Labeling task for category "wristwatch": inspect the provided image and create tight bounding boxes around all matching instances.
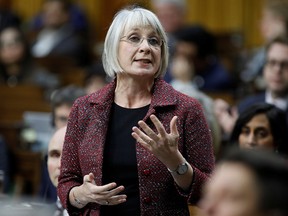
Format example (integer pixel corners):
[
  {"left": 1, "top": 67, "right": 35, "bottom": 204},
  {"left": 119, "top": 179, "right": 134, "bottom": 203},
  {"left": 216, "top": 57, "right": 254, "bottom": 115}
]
[{"left": 168, "top": 161, "right": 188, "bottom": 175}]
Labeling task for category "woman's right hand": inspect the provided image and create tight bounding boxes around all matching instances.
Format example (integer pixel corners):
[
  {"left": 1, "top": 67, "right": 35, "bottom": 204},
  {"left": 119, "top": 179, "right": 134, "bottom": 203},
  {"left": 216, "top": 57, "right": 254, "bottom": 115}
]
[{"left": 70, "top": 173, "right": 127, "bottom": 208}]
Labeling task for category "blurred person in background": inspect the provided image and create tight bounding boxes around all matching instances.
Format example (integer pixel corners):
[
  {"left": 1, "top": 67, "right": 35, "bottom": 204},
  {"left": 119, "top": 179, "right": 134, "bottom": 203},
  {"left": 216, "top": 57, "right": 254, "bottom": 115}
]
[
  {"left": 151, "top": 0, "right": 187, "bottom": 82},
  {"left": 240, "top": 0, "right": 288, "bottom": 93},
  {"left": 198, "top": 148, "right": 288, "bottom": 216},
  {"left": 50, "top": 85, "right": 86, "bottom": 129},
  {"left": 84, "top": 61, "right": 109, "bottom": 95},
  {"left": 215, "top": 36, "right": 288, "bottom": 142},
  {"left": 173, "top": 25, "right": 234, "bottom": 92},
  {"left": 0, "top": 26, "right": 59, "bottom": 89},
  {"left": 31, "top": 0, "right": 90, "bottom": 67},
  {"left": 38, "top": 85, "right": 85, "bottom": 203},
  {"left": 47, "top": 126, "right": 68, "bottom": 216},
  {"left": 170, "top": 43, "right": 221, "bottom": 157},
  {"left": 30, "top": 0, "right": 89, "bottom": 35}
]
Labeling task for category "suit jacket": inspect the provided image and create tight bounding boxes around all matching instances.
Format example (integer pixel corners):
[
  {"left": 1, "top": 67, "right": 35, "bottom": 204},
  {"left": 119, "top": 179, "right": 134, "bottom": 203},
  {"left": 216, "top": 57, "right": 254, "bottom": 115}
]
[
  {"left": 58, "top": 78, "right": 215, "bottom": 216},
  {"left": 237, "top": 91, "right": 288, "bottom": 126},
  {"left": 237, "top": 92, "right": 265, "bottom": 114}
]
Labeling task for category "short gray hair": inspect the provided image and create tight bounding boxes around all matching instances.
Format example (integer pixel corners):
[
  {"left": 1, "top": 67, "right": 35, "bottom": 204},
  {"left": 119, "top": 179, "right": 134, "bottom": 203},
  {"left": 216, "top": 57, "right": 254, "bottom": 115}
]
[{"left": 102, "top": 6, "right": 169, "bottom": 78}]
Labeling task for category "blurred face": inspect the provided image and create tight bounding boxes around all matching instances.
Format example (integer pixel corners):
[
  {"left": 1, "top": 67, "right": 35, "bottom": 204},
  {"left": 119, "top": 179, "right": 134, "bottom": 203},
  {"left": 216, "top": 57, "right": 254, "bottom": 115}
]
[
  {"left": 198, "top": 163, "right": 261, "bottom": 216},
  {"left": 47, "top": 126, "right": 66, "bottom": 187},
  {"left": 42, "top": 1, "right": 69, "bottom": 28},
  {"left": 153, "top": 3, "right": 184, "bottom": 33},
  {"left": 238, "top": 114, "right": 274, "bottom": 150},
  {"left": 173, "top": 41, "right": 198, "bottom": 77},
  {"left": 118, "top": 26, "right": 161, "bottom": 80},
  {"left": 54, "top": 104, "right": 71, "bottom": 130},
  {"left": 264, "top": 43, "right": 288, "bottom": 96},
  {"left": 260, "top": 9, "right": 286, "bottom": 42},
  {"left": 0, "top": 28, "right": 25, "bottom": 64},
  {"left": 85, "top": 76, "right": 106, "bottom": 94}
]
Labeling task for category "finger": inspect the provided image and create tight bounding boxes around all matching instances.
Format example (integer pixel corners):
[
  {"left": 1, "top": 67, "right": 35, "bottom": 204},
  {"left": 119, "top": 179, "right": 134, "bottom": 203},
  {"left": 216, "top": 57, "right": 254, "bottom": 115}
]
[
  {"left": 137, "top": 120, "right": 157, "bottom": 140},
  {"left": 132, "top": 126, "right": 153, "bottom": 144},
  {"left": 131, "top": 130, "right": 151, "bottom": 149},
  {"left": 99, "top": 185, "right": 125, "bottom": 196},
  {"left": 84, "top": 173, "right": 96, "bottom": 184},
  {"left": 97, "top": 182, "right": 118, "bottom": 193},
  {"left": 170, "top": 116, "right": 179, "bottom": 136},
  {"left": 150, "top": 115, "right": 166, "bottom": 137},
  {"left": 107, "top": 195, "right": 127, "bottom": 205}
]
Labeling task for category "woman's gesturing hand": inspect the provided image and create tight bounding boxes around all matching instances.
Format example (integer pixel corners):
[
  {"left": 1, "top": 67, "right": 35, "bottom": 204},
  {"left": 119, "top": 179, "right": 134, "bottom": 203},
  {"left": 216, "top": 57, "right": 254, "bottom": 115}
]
[
  {"left": 132, "top": 115, "right": 180, "bottom": 163},
  {"left": 71, "top": 173, "right": 127, "bottom": 207}
]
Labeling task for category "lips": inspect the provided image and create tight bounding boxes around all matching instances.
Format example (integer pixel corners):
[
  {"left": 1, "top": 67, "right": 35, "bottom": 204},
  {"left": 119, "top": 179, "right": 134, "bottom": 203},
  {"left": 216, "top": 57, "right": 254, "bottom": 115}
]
[{"left": 135, "top": 59, "right": 152, "bottom": 63}]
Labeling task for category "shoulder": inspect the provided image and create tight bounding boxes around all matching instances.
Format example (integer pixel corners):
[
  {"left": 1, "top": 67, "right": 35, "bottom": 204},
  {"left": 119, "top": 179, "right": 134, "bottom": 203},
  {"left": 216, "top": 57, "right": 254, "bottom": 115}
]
[{"left": 154, "top": 79, "right": 202, "bottom": 106}]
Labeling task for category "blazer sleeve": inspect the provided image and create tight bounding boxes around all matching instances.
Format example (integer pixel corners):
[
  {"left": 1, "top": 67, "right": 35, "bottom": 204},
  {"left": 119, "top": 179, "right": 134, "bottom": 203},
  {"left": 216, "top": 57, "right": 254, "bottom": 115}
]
[
  {"left": 57, "top": 99, "right": 86, "bottom": 215},
  {"left": 180, "top": 100, "right": 215, "bottom": 204}
]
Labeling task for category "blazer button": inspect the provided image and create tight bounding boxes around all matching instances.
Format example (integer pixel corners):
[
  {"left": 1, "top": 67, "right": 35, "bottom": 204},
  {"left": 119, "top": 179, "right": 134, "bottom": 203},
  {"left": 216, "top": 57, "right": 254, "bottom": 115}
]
[
  {"left": 143, "top": 169, "right": 151, "bottom": 176},
  {"left": 144, "top": 197, "right": 152, "bottom": 204}
]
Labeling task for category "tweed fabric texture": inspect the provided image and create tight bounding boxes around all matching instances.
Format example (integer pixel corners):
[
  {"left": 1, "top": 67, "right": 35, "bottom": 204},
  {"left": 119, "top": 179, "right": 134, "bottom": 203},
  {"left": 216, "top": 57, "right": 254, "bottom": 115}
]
[{"left": 58, "top": 78, "right": 215, "bottom": 216}]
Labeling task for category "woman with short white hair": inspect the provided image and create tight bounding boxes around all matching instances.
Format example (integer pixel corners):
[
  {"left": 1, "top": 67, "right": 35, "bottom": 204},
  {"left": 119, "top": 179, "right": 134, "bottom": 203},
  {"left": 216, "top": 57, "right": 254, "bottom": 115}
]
[{"left": 58, "top": 6, "right": 214, "bottom": 216}]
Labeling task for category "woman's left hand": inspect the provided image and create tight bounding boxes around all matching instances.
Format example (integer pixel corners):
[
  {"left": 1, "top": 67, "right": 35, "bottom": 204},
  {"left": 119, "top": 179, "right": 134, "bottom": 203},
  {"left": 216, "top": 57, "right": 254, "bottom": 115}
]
[{"left": 132, "top": 115, "right": 180, "bottom": 163}]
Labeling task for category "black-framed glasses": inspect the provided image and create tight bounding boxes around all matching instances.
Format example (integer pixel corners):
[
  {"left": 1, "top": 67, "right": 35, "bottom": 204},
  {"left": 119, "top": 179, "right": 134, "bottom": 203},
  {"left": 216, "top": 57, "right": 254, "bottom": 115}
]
[
  {"left": 120, "top": 35, "right": 162, "bottom": 49},
  {"left": 265, "top": 59, "right": 288, "bottom": 71}
]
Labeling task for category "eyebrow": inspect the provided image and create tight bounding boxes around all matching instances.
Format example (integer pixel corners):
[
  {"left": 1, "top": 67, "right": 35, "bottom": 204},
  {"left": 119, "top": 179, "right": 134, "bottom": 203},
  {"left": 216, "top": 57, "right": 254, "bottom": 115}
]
[
  {"left": 254, "top": 127, "right": 269, "bottom": 132},
  {"left": 48, "top": 149, "right": 61, "bottom": 156},
  {"left": 126, "top": 27, "right": 157, "bottom": 35}
]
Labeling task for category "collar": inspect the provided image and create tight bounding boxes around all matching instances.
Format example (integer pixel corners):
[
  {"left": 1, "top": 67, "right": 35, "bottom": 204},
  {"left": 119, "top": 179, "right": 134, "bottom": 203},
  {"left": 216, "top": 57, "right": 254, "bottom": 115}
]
[
  {"left": 265, "top": 91, "right": 288, "bottom": 111},
  {"left": 88, "top": 78, "right": 178, "bottom": 109}
]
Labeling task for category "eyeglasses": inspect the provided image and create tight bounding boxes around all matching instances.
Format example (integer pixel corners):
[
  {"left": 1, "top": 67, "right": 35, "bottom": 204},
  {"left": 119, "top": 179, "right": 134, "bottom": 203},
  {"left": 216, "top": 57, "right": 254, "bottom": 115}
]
[
  {"left": 120, "top": 35, "right": 162, "bottom": 49},
  {"left": 265, "top": 59, "right": 288, "bottom": 71}
]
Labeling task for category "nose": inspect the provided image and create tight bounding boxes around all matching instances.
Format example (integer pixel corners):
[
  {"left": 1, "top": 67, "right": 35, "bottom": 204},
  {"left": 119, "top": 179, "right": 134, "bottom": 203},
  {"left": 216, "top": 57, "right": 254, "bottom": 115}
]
[
  {"left": 57, "top": 157, "right": 61, "bottom": 169},
  {"left": 246, "top": 133, "right": 257, "bottom": 147},
  {"left": 273, "top": 63, "right": 282, "bottom": 73},
  {"left": 139, "top": 38, "right": 151, "bottom": 52}
]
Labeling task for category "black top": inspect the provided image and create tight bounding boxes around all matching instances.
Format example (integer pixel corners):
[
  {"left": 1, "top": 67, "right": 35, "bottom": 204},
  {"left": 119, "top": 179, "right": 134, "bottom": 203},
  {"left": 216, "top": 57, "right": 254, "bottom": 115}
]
[{"left": 101, "top": 102, "right": 149, "bottom": 216}]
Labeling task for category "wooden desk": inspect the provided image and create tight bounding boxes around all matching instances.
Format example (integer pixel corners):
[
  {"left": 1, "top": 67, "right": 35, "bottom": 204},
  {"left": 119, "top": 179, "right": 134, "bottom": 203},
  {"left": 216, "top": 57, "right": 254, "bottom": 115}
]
[{"left": 0, "top": 85, "right": 51, "bottom": 148}]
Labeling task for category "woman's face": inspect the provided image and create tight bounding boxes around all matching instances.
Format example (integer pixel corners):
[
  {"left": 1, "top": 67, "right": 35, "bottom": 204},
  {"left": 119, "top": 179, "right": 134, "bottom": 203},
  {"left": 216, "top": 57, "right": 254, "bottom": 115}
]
[
  {"left": 198, "top": 163, "right": 261, "bottom": 216},
  {"left": 117, "top": 26, "right": 161, "bottom": 79},
  {"left": 0, "top": 28, "right": 25, "bottom": 64},
  {"left": 238, "top": 114, "right": 274, "bottom": 150}
]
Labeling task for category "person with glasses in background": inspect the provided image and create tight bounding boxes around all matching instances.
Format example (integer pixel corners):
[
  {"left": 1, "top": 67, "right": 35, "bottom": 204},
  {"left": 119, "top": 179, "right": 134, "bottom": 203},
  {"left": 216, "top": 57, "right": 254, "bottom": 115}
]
[
  {"left": 38, "top": 85, "right": 85, "bottom": 203},
  {"left": 214, "top": 36, "right": 288, "bottom": 148},
  {"left": 57, "top": 6, "right": 214, "bottom": 216}
]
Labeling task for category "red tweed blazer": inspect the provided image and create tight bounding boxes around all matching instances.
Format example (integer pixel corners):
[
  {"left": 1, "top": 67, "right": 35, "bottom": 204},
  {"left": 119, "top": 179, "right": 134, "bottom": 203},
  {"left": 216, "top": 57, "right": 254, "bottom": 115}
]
[{"left": 58, "top": 78, "right": 215, "bottom": 216}]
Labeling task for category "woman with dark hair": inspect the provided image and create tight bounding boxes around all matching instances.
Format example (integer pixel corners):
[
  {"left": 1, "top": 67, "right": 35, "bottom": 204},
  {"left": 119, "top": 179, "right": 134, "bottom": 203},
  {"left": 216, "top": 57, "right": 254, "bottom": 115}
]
[
  {"left": 230, "top": 103, "right": 288, "bottom": 156},
  {"left": 0, "top": 26, "right": 59, "bottom": 89}
]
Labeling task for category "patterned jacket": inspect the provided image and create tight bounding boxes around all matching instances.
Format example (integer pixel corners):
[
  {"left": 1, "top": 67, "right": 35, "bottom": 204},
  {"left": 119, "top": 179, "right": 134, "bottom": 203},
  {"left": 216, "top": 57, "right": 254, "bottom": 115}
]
[{"left": 58, "top": 78, "right": 215, "bottom": 216}]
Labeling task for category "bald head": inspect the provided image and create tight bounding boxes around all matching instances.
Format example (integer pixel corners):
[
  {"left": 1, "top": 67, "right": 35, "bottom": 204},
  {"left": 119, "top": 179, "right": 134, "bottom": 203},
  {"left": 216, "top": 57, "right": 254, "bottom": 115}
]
[{"left": 47, "top": 126, "right": 67, "bottom": 187}]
